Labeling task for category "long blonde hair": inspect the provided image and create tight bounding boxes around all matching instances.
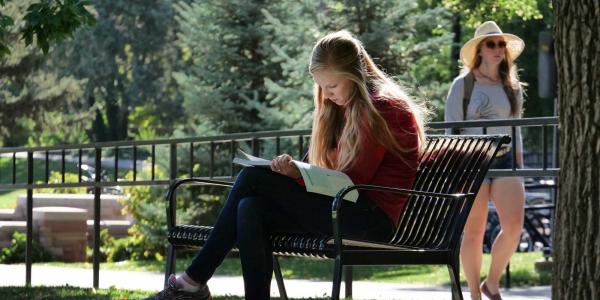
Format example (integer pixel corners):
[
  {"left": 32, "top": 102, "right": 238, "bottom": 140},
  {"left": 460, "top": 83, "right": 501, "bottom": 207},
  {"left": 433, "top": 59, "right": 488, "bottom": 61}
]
[
  {"left": 308, "top": 30, "right": 428, "bottom": 171},
  {"left": 468, "top": 39, "right": 523, "bottom": 116}
]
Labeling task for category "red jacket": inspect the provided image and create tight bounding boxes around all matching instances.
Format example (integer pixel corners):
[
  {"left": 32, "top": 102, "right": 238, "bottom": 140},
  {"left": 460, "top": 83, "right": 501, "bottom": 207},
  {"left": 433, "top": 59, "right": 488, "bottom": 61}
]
[{"left": 343, "top": 97, "right": 419, "bottom": 225}]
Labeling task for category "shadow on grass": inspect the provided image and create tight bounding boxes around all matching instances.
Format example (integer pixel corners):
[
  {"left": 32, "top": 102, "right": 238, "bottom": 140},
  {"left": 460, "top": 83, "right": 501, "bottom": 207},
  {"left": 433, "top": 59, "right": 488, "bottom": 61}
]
[
  {"left": 0, "top": 286, "right": 327, "bottom": 300},
  {"left": 0, "top": 286, "right": 148, "bottom": 300}
]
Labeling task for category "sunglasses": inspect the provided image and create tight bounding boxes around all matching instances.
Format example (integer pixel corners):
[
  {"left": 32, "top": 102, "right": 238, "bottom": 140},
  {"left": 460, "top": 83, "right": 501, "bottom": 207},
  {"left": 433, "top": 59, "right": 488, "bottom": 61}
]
[{"left": 484, "top": 40, "right": 507, "bottom": 49}]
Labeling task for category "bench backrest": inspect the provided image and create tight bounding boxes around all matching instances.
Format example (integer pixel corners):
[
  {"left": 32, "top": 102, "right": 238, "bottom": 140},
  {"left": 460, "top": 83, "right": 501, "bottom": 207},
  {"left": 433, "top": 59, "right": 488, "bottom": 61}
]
[{"left": 390, "top": 135, "right": 510, "bottom": 250}]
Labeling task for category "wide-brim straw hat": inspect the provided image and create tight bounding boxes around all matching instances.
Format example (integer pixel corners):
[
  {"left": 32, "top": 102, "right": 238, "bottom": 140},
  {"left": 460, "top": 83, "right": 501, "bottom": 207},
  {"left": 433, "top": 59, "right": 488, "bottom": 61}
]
[{"left": 460, "top": 21, "right": 525, "bottom": 66}]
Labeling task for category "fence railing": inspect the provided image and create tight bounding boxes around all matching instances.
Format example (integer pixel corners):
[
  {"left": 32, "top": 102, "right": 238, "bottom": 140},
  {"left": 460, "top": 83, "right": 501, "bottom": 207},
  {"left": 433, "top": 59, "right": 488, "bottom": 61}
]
[{"left": 0, "top": 117, "right": 558, "bottom": 288}]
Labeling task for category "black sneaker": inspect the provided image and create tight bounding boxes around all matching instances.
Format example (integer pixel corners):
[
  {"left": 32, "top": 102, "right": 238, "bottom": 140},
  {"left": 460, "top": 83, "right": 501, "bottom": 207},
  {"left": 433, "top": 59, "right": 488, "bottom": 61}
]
[{"left": 144, "top": 274, "right": 212, "bottom": 300}]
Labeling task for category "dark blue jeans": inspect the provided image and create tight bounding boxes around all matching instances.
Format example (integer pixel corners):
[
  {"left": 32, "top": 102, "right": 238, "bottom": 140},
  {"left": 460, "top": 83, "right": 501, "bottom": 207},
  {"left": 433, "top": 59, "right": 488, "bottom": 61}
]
[{"left": 185, "top": 167, "right": 394, "bottom": 300}]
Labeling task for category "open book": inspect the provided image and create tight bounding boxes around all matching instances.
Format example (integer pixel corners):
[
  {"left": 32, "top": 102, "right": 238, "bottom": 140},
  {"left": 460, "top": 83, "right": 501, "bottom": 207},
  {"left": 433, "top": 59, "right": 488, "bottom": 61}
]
[{"left": 233, "top": 150, "right": 359, "bottom": 202}]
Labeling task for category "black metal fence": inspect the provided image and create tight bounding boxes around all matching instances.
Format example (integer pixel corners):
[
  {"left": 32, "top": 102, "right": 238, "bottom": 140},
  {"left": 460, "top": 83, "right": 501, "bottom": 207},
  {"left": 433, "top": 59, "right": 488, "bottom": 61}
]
[{"left": 0, "top": 117, "right": 558, "bottom": 288}]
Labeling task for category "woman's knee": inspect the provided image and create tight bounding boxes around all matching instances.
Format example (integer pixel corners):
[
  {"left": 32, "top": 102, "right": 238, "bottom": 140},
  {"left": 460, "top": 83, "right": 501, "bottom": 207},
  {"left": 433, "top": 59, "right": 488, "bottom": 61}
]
[
  {"left": 463, "top": 228, "right": 486, "bottom": 242},
  {"left": 236, "top": 167, "right": 264, "bottom": 184},
  {"left": 499, "top": 219, "right": 523, "bottom": 237},
  {"left": 497, "top": 209, "right": 524, "bottom": 234},
  {"left": 237, "top": 197, "right": 263, "bottom": 218},
  {"left": 234, "top": 167, "right": 279, "bottom": 191}
]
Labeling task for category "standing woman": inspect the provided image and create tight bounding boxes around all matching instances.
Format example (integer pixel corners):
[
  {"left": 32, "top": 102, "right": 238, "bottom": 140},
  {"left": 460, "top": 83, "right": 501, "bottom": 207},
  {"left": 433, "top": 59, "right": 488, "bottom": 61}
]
[
  {"left": 146, "top": 30, "right": 428, "bottom": 300},
  {"left": 445, "top": 21, "right": 526, "bottom": 300}
]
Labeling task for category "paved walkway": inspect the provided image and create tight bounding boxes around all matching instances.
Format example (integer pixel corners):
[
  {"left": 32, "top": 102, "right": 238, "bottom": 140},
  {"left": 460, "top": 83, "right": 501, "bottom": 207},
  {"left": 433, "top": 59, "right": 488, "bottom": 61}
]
[{"left": 0, "top": 264, "right": 551, "bottom": 299}]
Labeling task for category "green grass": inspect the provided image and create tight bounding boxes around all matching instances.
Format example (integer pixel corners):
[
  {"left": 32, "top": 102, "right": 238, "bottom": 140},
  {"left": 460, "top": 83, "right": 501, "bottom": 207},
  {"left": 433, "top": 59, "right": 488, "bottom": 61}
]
[
  {"left": 0, "top": 189, "right": 24, "bottom": 208},
  {"left": 0, "top": 286, "right": 321, "bottom": 300},
  {"left": 0, "top": 286, "right": 150, "bottom": 300},
  {"left": 0, "top": 157, "right": 81, "bottom": 185},
  {"left": 38, "top": 251, "right": 552, "bottom": 287},
  {"left": 0, "top": 156, "right": 119, "bottom": 186}
]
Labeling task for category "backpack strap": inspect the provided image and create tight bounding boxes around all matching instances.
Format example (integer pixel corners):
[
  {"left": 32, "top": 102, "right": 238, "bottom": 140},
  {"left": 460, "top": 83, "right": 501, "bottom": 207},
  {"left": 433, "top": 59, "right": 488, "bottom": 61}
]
[
  {"left": 451, "top": 72, "right": 476, "bottom": 135},
  {"left": 462, "top": 71, "right": 475, "bottom": 119}
]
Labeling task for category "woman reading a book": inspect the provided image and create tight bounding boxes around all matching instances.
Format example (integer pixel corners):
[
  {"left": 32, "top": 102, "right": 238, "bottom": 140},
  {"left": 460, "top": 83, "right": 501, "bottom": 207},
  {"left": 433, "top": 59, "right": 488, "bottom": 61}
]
[{"left": 146, "top": 30, "right": 429, "bottom": 300}]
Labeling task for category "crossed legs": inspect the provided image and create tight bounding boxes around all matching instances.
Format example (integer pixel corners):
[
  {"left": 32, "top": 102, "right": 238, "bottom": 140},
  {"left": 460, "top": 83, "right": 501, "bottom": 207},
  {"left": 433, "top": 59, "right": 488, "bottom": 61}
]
[{"left": 182, "top": 167, "right": 387, "bottom": 300}]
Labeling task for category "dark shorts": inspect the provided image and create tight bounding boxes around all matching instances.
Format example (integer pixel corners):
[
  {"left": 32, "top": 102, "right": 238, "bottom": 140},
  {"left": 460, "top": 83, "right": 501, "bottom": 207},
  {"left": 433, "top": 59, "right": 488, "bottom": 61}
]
[{"left": 483, "top": 150, "right": 514, "bottom": 184}]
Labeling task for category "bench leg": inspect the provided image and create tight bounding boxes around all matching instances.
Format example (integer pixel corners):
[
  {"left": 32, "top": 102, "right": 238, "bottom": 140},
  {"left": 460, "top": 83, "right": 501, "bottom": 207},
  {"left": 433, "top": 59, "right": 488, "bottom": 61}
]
[
  {"left": 344, "top": 266, "right": 353, "bottom": 298},
  {"left": 164, "top": 244, "right": 176, "bottom": 287},
  {"left": 447, "top": 260, "right": 463, "bottom": 300},
  {"left": 331, "top": 257, "right": 343, "bottom": 300},
  {"left": 272, "top": 257, "right": 288, "bottom": 300}
]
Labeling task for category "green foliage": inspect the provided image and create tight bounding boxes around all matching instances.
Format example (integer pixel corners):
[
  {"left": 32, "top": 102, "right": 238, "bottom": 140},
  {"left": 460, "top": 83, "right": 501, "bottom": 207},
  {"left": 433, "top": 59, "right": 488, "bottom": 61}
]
[
  {"left": 0, "top": 0, "right": 95, "bottom": 58},
  {"left": 173, "top": 0, "right": 286, "bottom": 134},
  {"left": 0, "top": 231, "right": 53, "bottom": 263},
  {"left": 0, "top": 189, "right": 23, "bottom": 209},
  {"left": 0, "top": 1, "right": 87, "bottom": 146},
  {"left": 22, "top": 0, "right": 96, "bottom": 54},
  {"left": 104, "top": 165, "right": 186, "bottom": 261},
  {"left": 93, "top": 156, "right": 230, "bottom": 262},
  {"left": 442, "top": 0, "right": 544, "bottom": 27},
  {"left": 258, "top": 2, "right": 323, "bottom": 129},
  {"left": 25, "top": 110, "right": 90, "bottom": 146},
  {"left": 173, "top": 0, "right": 453, "bottom": 131},
  {"left": 261, "top": 0, "right": 452, "bottom": 122},
  {"left": 94, "top": 229, "right": 141, "bottom": 263},
  {"left": 0, "top": 6, "right": 14, "bottom": 57},
  {"left": 33, "top": 171, "right": 87, "bottom": 194},
  {"left": 52, "top": 0, "right": 182, "bottom": 142},
  {"left": 0, "top": 0, "right": 555, "bottom": 147}
]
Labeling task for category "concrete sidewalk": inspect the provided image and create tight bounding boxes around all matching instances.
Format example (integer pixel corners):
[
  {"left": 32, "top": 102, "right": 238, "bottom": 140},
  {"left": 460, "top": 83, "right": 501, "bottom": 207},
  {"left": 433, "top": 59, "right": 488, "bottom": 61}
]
[{"left": 0, "top": 264, "right": 551, "bottom": 299}]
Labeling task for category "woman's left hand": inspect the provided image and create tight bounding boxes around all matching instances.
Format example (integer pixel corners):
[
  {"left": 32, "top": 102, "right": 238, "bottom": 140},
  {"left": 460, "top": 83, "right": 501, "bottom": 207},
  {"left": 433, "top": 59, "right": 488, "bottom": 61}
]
[{"left": 271, "top": 154, "right": 302, "bottom": 179}]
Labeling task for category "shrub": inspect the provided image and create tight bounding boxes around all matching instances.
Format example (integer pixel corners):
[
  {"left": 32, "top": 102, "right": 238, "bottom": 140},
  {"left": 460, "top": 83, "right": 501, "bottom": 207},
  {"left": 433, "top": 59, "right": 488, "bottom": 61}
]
[
  {"left": 0, "top": 232, "right": 53, "bottom": 263},
  {"left": 98, "top": 158, "right": 229, "bottom": 262},
  {"left": 33, "top": 171, "right": 87, "bottom": 194}
]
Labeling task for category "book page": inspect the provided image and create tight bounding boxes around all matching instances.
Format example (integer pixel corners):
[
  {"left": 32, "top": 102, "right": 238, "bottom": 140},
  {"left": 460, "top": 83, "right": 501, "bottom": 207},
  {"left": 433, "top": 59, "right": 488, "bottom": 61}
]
[
  {"left": 232, "top": 150, "right": 271, "bottom": 168},
  {"left": 232, "top": 150, "right": 359, "bottom": 202},
  {"left": 292, "top": 161, "right": 358, "bottom": 202}
]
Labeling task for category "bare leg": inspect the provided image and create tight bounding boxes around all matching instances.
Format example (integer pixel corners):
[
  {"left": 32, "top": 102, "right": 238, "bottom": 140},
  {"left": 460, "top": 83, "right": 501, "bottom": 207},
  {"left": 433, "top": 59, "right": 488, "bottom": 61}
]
[
  {"left": 461, "top": 183, "right": 490, "bottom": 300},
  {"left": 485, "top": 177, "right": 525, "bottom": 295}
]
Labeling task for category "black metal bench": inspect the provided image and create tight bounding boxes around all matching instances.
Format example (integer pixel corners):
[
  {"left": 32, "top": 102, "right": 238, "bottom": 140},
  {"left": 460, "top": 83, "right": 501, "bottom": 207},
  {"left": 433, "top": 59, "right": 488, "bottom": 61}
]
[{"left": 164, "top": 135, "right": 510, "bottom": 300}]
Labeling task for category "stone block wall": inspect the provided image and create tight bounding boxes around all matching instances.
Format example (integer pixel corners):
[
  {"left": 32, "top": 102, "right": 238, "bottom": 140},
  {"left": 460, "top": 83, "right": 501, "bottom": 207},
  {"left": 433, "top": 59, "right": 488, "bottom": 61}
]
[{"left": 33, "top": 207, "right": 87, "bottom": 262}]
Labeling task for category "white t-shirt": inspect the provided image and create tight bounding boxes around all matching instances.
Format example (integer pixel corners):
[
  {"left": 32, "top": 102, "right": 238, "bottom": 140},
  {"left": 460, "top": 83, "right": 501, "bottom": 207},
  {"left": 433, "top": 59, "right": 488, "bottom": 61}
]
[{"left": 444, "top": 73, "right": 523, "bottom": 153}]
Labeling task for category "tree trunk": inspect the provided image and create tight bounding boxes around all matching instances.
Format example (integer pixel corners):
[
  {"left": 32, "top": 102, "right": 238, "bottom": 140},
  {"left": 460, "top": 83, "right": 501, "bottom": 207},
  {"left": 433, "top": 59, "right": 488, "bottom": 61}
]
[{"left": 553, "top": 1, "right": 600, "bottom": 299}]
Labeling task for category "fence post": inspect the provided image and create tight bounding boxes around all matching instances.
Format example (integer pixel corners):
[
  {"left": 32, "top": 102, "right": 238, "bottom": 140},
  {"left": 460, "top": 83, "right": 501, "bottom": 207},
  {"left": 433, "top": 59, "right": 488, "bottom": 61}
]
[
  {"left": 169, "top": 143, "right": 177, "bottom": 216},
  {"left": 164, "top": 143, "right": 178, "bottom": 287},
  {"left": 93, "top": 148, "right": 102, "bottom": 289},
  {"left": 252, "top": 137, "right": 260, "bottom": 157},
  {"left": 344, "top": 266, "right": 353, "bottom": 298},
  {"left": 298, "top": 135, "right": 303, "bottom": 159},
  {"left": 26, "top": 151, "right": 33, "bottom": 286}
]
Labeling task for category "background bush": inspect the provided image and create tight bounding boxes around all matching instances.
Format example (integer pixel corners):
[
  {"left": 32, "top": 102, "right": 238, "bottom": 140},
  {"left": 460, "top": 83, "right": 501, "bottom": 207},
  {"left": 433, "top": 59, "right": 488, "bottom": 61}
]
[{"left": 0, "top": 231, "right": 53, "bottom": 263}]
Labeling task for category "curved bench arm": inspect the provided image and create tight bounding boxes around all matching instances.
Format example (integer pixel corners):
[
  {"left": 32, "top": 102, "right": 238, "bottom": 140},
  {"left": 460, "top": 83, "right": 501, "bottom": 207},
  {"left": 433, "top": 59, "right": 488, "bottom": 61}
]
[
  {"left": 165, "top": 178, "right": 234, "bottom": 229},
  {"left": 330, "top": 185, "right": 472, "bottom": 255}
]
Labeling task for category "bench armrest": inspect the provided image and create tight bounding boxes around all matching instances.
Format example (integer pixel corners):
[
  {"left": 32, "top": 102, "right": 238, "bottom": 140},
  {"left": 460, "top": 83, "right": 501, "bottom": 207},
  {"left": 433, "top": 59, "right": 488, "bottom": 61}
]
[
  {"left": 330, "top": 184, "right": 472, "bottom": 253},
  {"left": 165, "top": 178, "right": 234, "bottom": 229}
]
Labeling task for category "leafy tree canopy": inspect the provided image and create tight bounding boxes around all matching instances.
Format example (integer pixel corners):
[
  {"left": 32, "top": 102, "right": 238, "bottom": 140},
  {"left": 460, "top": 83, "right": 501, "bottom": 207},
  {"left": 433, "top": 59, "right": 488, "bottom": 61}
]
[
  {"left": 0, "top": 0, "right": 87, "bottom": 146},
  {"left": 442, "top": 0, "right": 545, "bottom": 27},
  {"left": 0, "top": 0, "right": 95, "bottom": 58}
]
